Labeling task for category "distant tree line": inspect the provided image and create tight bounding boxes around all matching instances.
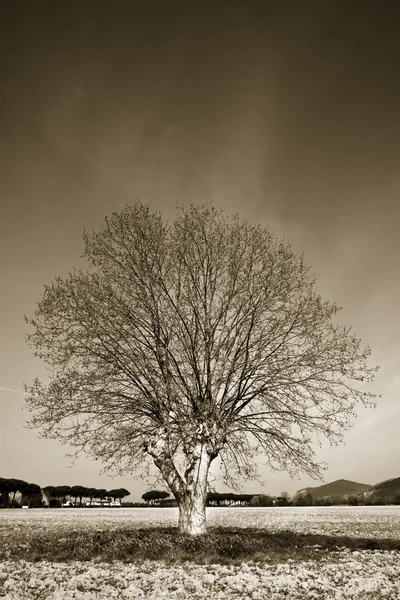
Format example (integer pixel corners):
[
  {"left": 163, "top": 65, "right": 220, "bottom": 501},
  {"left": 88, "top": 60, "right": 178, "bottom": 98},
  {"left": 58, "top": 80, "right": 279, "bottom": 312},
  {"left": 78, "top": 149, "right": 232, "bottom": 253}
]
[
  {"left": 42, "top": 486, "right": 130, "bottom": 507},
  {"left": 0, "top": 477, "right": 130, "bottom": 508},
  {"left": 207, "top": 492, "right": 256, "bottom": 506},
  {"left": 141, "top": 489, "right": 400, "bottom": 507},
  {"left": 0, "top": 478, "right": 41, "bottom": 508},
  {"left": 207, "top": 491, "right": 400, "bottom": 507},
  {"left": 3, "top": 477, "right": 399, "bottom": 509}
]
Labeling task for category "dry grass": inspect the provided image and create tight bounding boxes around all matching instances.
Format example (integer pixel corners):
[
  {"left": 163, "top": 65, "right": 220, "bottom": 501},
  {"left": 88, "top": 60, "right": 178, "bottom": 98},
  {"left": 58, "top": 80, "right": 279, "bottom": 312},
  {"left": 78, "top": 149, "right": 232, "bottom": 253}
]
[
  {"left": 1, "top": 508, "right": 400, "bottom": 598},
  {"left": 2, "top": 525, "right": 400, "bottom": 564},
  {"left": 2, "top": 550, "right": 400, "bottom": 599}
]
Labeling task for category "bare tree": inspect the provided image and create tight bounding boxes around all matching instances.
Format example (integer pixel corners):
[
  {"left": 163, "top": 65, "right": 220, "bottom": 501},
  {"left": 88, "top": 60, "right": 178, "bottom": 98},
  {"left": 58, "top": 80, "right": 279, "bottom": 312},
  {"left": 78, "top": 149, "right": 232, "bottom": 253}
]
[{"left": 25, "top": 202, "right": 378, "bottom": 534}]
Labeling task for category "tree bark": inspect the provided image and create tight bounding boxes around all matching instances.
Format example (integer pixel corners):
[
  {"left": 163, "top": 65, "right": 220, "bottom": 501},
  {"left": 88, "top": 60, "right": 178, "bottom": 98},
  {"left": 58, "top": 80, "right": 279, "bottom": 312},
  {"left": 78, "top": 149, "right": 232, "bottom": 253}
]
[
  {"left": 177, "top": 442, "right": 211, "bottom": 535},
  {"left": 177, "top": 487, "right": 208, "bottom": 535},
  {"left": 147, "top": 426, "right": 216, "bottom": 535}
]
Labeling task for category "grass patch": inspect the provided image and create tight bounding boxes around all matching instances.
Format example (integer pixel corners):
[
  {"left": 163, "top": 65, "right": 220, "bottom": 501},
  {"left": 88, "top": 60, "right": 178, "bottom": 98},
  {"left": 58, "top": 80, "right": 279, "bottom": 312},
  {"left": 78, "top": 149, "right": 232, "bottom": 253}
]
[{"left": 3, "top": 527, "right": 400, "bottom": 564}]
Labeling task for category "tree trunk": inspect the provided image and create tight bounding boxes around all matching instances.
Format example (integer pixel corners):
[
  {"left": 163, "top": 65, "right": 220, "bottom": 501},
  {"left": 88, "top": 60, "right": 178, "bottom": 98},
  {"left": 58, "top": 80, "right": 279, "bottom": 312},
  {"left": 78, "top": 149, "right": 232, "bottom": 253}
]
[
  {"left": 147, "top": 426, "right": 218, "bottom": 535},
  {"left": 177, "top": 442, "right": 211, "bottom": 535},
  {"left": 178, "top": 487, "right": 208, "bottom": 535}
]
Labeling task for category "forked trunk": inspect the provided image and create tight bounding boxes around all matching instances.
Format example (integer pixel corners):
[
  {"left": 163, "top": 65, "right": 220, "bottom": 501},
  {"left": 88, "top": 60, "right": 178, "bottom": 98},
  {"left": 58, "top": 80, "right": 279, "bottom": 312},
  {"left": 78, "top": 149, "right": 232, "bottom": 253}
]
[
  {"left": 147, "top": 425, "right": 218, "bottom": 535},
  {"left": 177, "top": 444, "right": 211, "bottom": 535}
]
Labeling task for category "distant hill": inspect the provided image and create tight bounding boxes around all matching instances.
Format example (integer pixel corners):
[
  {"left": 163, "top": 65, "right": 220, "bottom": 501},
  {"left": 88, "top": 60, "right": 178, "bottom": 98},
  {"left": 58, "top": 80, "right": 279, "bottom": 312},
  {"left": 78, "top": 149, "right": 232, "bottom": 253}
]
[
  {"left": 296, "top": 479, "right": 371, "bottom": 501},
  {"left": 362, "top": 477, "right": 400, "bottom": 503}
]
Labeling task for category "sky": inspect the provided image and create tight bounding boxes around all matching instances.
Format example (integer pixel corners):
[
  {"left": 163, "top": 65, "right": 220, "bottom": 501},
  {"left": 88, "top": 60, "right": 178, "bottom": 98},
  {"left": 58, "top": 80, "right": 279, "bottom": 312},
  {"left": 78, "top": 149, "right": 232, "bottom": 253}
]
[{"left": 0, "top": 1, "right": 399, "bottom": 501}]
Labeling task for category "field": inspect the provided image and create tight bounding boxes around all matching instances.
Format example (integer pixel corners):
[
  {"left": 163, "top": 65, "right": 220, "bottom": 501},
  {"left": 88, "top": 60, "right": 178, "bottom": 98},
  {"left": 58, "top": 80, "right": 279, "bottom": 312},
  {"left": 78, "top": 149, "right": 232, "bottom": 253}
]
[{"left": 1, "top": 506, "right": 400, "bottom": 599}]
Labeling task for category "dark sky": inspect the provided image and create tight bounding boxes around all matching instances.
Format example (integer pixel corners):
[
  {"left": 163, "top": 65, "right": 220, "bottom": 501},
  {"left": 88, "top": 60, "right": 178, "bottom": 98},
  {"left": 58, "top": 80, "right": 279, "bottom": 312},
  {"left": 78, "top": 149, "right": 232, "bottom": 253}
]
[{"left": 1, "top": 1, "right": 399, "bottom": 499}]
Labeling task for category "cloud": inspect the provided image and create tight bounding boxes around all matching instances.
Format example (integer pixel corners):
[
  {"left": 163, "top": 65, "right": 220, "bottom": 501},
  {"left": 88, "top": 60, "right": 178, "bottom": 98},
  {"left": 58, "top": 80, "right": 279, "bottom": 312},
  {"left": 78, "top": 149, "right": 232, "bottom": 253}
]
[{"left": 0, "top": 386, "right": 27, "bottom": 396}]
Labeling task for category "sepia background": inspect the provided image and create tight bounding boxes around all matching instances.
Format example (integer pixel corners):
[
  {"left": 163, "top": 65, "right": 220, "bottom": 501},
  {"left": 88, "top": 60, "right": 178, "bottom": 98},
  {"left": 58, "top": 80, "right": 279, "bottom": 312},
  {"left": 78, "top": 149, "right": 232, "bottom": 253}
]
[{"left": 1, "top": 1, "right": 399, "bottom": 500}]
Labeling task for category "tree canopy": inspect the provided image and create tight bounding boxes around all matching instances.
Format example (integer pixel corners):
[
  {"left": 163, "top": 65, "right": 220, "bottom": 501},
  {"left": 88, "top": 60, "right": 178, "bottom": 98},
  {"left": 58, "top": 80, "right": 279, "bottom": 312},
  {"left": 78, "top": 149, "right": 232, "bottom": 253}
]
[
  {"left": 142, "top": 490, "right": 170, "bottom": 503},
  {"left": 25, "top": 202, "right": 378, "bottom": 533}
]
